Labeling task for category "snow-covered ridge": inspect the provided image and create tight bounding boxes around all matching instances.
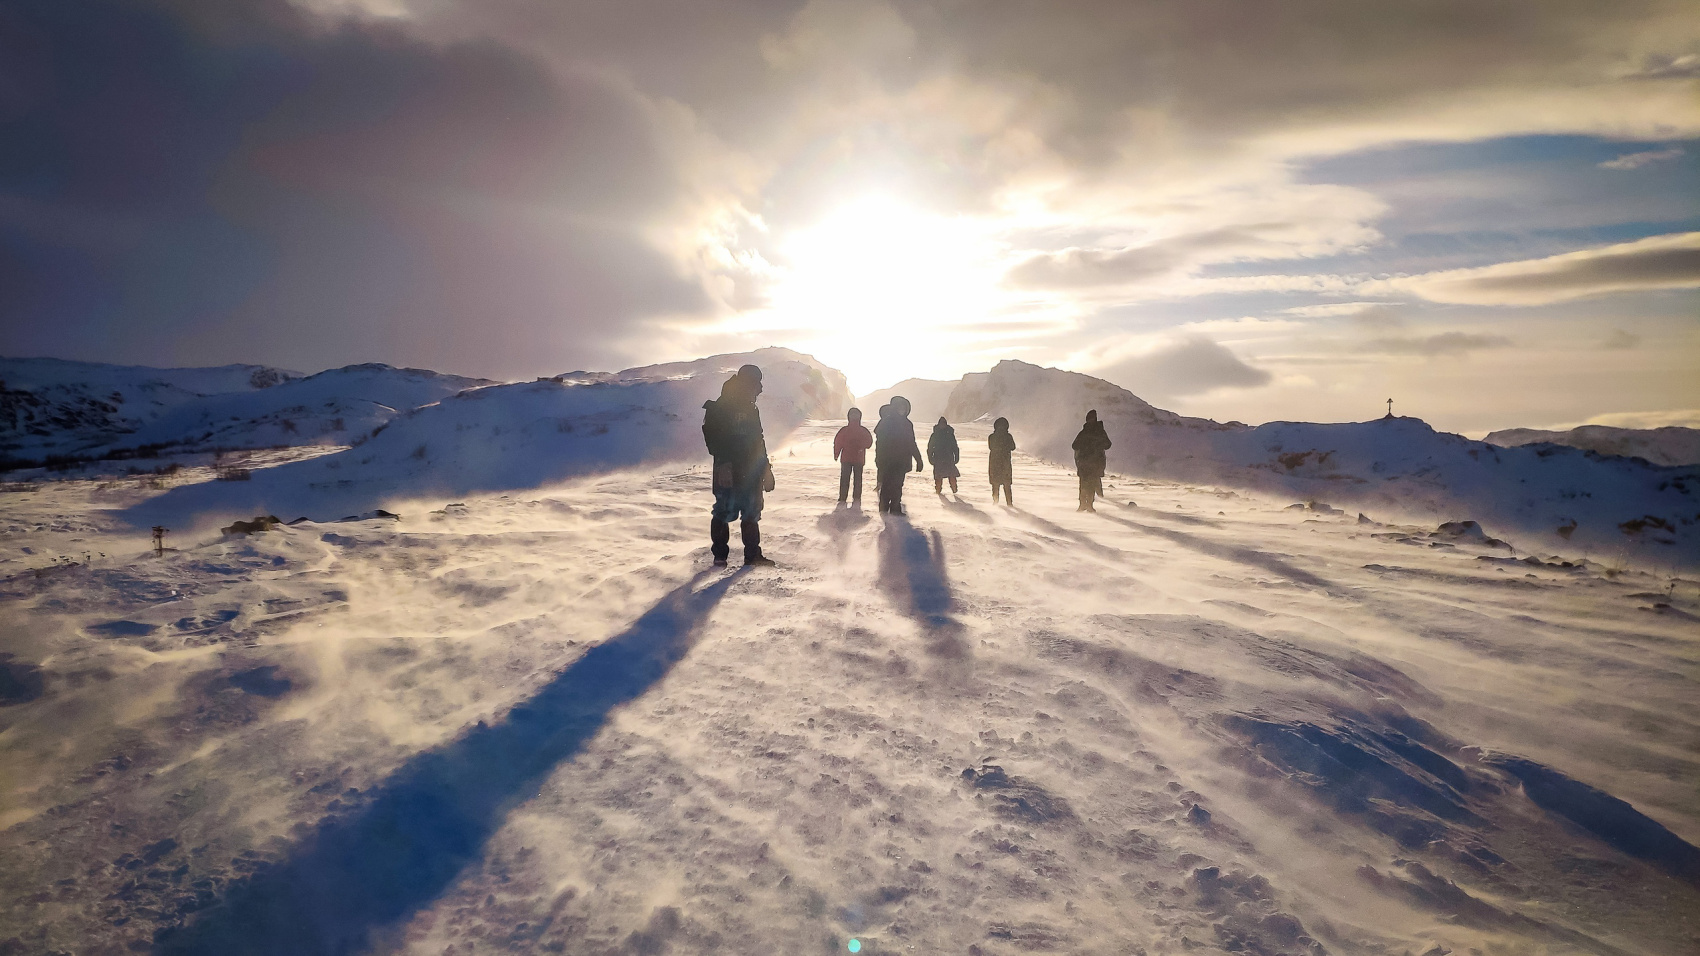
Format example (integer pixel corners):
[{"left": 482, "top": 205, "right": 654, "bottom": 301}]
[
  {"left": 946, "top": 360, "right": 1700, "bottom": 565},
  {"left": 1484, "top": 424, "right": 1700, "bottom": 467},
  {"left": 856, "top": 378, "right": 958, "bottom": 424},
  {"left": 121, "top": 347, "right": 852, "bottom": 527},
  {"left": 99, "top": 364, "right": 497, "bottom": 457},
  {"left": 0, "top": 357, "right": 302, "bottom": 463}
]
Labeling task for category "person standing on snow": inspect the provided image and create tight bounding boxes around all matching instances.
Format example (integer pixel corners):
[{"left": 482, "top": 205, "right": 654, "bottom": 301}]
[
  {"left": 833, "top": 407, "right": 874, "bottom": 505},
  {"left": 1071, "top": 409, "right": 1112, "bottom": 512},
  {"left": 927, "top": 416, "right": 961, "bottom": 494},
  {"left": 874, "top": 395, "right": 924, "bottom": 515},
  {"left": 987, "top": 416, "right": 1016, "bottom": 505},
  {"left": 702, "top": 364, "right": 776, "bottom": 566}
]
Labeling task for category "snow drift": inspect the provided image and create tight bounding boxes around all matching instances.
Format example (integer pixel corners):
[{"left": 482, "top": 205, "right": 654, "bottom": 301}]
[
  {"left": 949, "top": 360, "right": 1700, "bottom": 565},
  {"left": 121, "top": 347, "right": 852, "bottom": 527}
]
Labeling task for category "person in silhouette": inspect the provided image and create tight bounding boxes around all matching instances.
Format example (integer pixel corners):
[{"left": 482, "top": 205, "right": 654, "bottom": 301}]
[
  {"left": 987, "top": 416, "right": 1015, "bottom": 505},
  {"left": 833, "top": 407, "right": 873, "bottom": 505},
  {"left": 874, "top": 395, "right": 924, "bottom": 515},
  {"left": 873, "top": 403, "right": 892, "bottom": 496},
  {"left": 927, "top": 416, "right": 961, "bottom": 494},
  {"left": 1071, "top": 409, "right": 1111, "bottom": 512},
  {"left": 701, "top": 364, "right": 776, "bottom": 566}
]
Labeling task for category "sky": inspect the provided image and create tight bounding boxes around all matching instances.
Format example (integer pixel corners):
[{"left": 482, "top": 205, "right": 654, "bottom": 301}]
[{"left": 0, "top": 0, "right": 1696, "bottom": 435}]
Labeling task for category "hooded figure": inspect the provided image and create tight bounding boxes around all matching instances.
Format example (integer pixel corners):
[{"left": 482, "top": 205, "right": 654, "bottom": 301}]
[
  {"left": 873, "top": 395, "right": 924, "bottom": 515},
  {"left": 701, "top": 364, "right": 775, "bottom": 565},
  {"left": 833, "top": 407, "right": 874, "bottom": 504},
  {"left": 927, "top": 416, "right": 961, "bottom": 494},
  {"left": 1071, "top": 409, "right": 1112, "bottom": 512},
  {"left": 987, "top": 416, "right": 1015, "bottom": 505}
]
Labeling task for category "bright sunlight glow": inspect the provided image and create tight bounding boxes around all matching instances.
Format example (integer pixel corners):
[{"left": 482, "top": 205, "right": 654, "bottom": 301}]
[{"left": 762, "top": 196, "right": 1009, "bottom": 394}]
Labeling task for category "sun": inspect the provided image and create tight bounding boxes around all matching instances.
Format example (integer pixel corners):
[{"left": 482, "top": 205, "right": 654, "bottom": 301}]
[{"left": 763, "top": 195, "right": 1006, "bottom": 393}]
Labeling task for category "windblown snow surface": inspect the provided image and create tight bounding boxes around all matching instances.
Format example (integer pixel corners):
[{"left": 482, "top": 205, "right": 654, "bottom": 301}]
[
  {"left": 2, "top": 412, "right": 1698, "bottom": 954},
  {"left": 1483, "top": 426, "right": 1700, "bottom": 469}
]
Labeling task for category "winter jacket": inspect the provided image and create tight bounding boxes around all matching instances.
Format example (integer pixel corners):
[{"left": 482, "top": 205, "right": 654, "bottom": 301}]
[
  {"left": 987, "top": 429, "right": 1015, "bottom": 484},
  {"left": 1071, "top": 421, "right": 1111, "bottom": 478},
  {"left": 833, "top": 423, "right": 873, "bottom": 465},
  {"left": 926, "top": 423, "right": 961, "bottom": 479},
  {"left": 874, "top": 415, "right": 923, "bottom": 471},
  {"left": 703, "top": 396, "right": 768, "bottom": 489}
]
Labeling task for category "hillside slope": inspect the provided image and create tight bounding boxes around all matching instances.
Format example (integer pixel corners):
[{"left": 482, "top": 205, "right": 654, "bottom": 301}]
[
  {"left": 1485, "top": 424, "right": 1700, "bottom": 467},
  {"left": 948, "top": 360, "right": 1700, "bottom": 566},
  {"left": 0, "top": 357, "right": 300, "bottom": 463},
  {"left": 121, "top": 347, "right": 852, "bottom": 528}
]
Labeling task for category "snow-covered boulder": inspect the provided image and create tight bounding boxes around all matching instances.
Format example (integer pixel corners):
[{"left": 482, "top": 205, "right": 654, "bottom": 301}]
[{"left": 121, "top": 347, "right": 852, "bottom": 527}]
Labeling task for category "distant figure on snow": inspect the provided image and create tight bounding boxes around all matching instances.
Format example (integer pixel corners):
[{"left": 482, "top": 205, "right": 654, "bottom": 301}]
[
  {"left": 1071, "top": 409, "right": 1111, "bottom": 512},
  {"left": 874, "top": 396, "right": 924, "bottom": 515},
  {"left": 833, "top": 407, "right": 874, "bottom": 505},
  {"left": 987, "top": 417, "right": 1015, "bottom": 505},
  {"left": 701, "top": 364, "right": 776, "bottom": 566},
  {"left": 927, "top": 417, "right": 961, "bottom": 494}
]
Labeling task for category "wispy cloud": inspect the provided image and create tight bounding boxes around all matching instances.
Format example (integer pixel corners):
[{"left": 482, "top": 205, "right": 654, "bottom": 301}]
[
  {"left": 1390, "top": 232, "right": 1700, "bottom": 306},
  {"left": 1599, "top": 146, "right": 1685, "bottom": 170},
  {"left": 1091, "top": 334, "right": 1272, "bottom": 398},
  {"left": 1359, "top": 332, "right": 1512, "bottom": 356}
]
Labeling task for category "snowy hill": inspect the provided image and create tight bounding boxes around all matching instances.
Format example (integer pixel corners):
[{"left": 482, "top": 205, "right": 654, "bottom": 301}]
[
  {"left": 948, "top": 360, "right": 1700, "bottom": 565},
  {"left": 121, "top": 347, "right": 852, "bottom": 528},
  {"left": 3, "top": 421, "right": 1697, "bottom": 955},
  {"left": 98, "top": 364, "right": 496, "bottom": 457},
  {"left": 0, "top": 357, "right": 300, "bottom": 464},
  {"left": 857, "top": 378, "right": 959, "bottom": 424},
  {"left": 1485, "top": 424, "right": 1700, "bottom": 467}
]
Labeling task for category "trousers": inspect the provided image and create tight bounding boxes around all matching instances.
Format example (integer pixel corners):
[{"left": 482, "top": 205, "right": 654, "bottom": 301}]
[
  {"left": 877, "top": 465, "right": 908, "bottom": 513},
  {"left": 838, "top": 461, "right": 864, "bottom": 502},
  {"left": 711, "top": 516, "right": 761, "bottom": 561}
]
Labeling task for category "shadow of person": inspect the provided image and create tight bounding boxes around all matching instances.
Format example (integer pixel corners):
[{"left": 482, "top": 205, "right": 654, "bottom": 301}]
[
  {"left": 939, "top": 495, "right": 992, "bottom": 525},
  {"left": 816, "top": 506, "right": 873, "bottom": 558},
  {"left": 876, "top": 515, "right": 969, "bottom": 661},
  {"left": 1093, "top": 510, "right": 1339, "bottom": 593},
  {"left": 155, "top": 569, "right": 746, "bottom": 956}
]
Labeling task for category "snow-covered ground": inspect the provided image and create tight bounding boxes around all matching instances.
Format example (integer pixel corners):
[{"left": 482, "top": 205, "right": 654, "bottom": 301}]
[
  {"left": 117, "top": 347, "right": 852, "bottom": 533},
  {"left": 949, "top": 361, "right": 1700, "bottom": 568},
  {"left": 0, "top": 357, "right": 301, "bottom": 464},
  {"left": 1484, "top": 425, "right": 1700, "bottom": 469},
  {"left": 3, "top": 419, "right": 1696, "bottom": 955}
]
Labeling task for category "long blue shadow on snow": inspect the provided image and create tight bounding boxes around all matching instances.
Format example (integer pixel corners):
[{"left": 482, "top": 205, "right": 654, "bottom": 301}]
[
  {"left": 877, "top": 515, "right": 969, "bottom": 660},
  {"left": 155, "top": 569, "right": 744, "bottom": 956}
]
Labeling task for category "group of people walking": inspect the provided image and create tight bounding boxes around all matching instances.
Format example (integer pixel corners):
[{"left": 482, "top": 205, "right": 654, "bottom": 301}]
[{"left": 704, "top": 364, "right": 1115, "bottom": 566}]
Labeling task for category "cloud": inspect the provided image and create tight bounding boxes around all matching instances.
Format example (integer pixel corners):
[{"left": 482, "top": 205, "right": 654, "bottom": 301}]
[
  {"left": 1092, "top": 335, "right": 1272, "bottom": 398},
  {"left": 1359, "top": 332, "right": 1513, "bottom": 356},
  {"left": 0, "top": 0, "right": 705, "bottom": 377},
  {"left": 1602, "top": 328, "right": 1641, "bottom": 349},
  {"left": 1599, "top": 146, "right": 1686, "bottom": 170},
  {"left": 1391, "top": 232, "right": 1700, "bottom": 305},
  {"left": 1586, "top": 409, "right": 1700, "bottom": 429}
]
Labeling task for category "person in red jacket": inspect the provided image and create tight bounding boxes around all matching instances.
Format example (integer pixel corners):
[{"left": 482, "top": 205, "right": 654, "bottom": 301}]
[{"left": 833, "top": 407, "right": 874, "bottom": 505}]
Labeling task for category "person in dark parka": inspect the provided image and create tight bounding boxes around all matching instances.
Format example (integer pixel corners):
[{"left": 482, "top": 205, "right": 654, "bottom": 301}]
[
  {"left": 1071, "top": 409, "right": 1111, "bottom": 512},
  {"left": 987, "top": 416, "right": 1015, "bottom": 505},
  {"left": 702, "top": 364, "right": 775, "bottom": 566},
  {"left": 927, "top": 416, "right": 961, "bottom": 494},
  {"left": 874, "top": 395, "right": 924, "bottom": 515},
  {"left": 833, "top": 407, "right": 874, "bottom": 505}
]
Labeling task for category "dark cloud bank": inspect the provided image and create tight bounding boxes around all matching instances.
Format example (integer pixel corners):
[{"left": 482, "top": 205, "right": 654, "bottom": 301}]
[{"left": 0, "top": 0, "right": 701, "bottom": 377}]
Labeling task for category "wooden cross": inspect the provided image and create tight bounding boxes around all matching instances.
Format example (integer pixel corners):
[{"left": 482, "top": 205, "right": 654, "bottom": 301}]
[
  {"left": 1385, "top": 398, "right": 1394, "bottom": 418},
  {"left": 151, "top": 526, "right": 167, "bottom": 554}
]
